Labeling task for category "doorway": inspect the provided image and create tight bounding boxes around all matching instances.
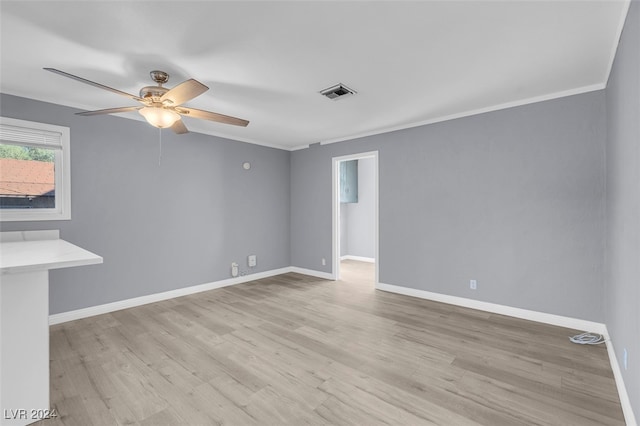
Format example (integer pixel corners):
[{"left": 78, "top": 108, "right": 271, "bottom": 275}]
[{"left": 332, "top": 151, "right": 379, "bottom": 285}]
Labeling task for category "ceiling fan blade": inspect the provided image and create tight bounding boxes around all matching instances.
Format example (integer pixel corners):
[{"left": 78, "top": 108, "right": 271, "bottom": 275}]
[
  {"left": 44, "top": 68, "right": 143, "bottom": 102},
  {"left": 171, "top": 119, "right": 189, "bottom": 134},
  {"left": 76, "top": 106, "right": 142, "bottom": 116},
  {"left": 160, "top": 79, "right": 208, "bottom": 106},
  {"left": 177, "top": 107, "right": 249, "bottom": 127}
]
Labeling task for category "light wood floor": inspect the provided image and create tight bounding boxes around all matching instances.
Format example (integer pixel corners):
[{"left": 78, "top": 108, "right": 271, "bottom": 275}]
[{"left": 39, "top": 260, "right": 624, "bottom": 425}]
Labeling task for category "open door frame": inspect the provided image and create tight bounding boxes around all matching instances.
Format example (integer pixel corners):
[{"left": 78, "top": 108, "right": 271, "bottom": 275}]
[{"left": 331, "top": 151, "right": 379, "bottom": 284}]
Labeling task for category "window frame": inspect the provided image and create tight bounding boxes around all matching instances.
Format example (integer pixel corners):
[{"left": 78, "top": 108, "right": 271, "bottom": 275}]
[{"left": 0, "top": 117, "right": 71, "bottom": 222}]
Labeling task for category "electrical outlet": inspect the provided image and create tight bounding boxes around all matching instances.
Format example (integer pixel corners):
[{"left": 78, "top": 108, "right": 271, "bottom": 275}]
[
  {"left": 623, "top": 348, "right": 628, "bottom": 370},
  {"left": 470, "top": 279, "right": 477, "bottom": 290},
  {"left": 322, "top": 258, "right": 326, "bottom": 266},
  {"left": 231, "top": 262, "right": 239, "bottom": 278},
  {"left": 248, "top": 255, "right": 257, "bottom": 268}
]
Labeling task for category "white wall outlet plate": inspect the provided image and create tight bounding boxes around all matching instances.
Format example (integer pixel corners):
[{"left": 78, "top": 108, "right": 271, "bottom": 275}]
[
  {"left": 470, "top": 279, "right": 477, "bottom": 290},
  {"left": 248, "top": 255, "right": 257, "bottom": 267}
]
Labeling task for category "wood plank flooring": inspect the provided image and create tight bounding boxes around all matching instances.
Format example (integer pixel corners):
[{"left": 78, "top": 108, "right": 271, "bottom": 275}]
[{"left": 38, "top": 260, "right": 624, "bottom": 425}]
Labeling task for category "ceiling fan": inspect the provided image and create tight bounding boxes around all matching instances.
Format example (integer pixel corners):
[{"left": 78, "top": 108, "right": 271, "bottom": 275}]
[{"left": 44, "top": 68, "right": 249, "bottom": 134}]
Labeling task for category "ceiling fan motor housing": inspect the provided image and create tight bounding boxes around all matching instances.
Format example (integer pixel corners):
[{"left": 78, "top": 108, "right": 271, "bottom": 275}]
[
  {"left": 140, "top": 70, "right": 171, "bottom": 102},
  {"left": 140, "top": 85, "right": 169, "bottom": 102}
]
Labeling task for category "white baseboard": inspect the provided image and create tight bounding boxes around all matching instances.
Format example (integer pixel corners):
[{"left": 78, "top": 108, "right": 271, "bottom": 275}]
[
  {"left": 288, "top": 266, "right": 335, "bottom": 280},
  {"left": 49, "top": 266, "right": 336, "bottom": 325},
  {"left": 340, "top": 255, "right": 375, "bottom": 263},
  {"left": 376, "top": 282, "right": 607, "bottom": 334},
  {"left": 49, "top": 267, "right": 292, "bottom": 325},
  {"left": 604, "top": 333, "right": 637, "bottom": 426}
]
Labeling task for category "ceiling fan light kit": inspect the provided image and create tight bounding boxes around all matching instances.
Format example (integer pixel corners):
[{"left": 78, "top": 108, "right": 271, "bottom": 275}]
[
  {"left": 139, "top": 106, "right": 180, "bottom": 129},
  {"left": 43, "top": 68, "right": 249, "bottom": 134}
]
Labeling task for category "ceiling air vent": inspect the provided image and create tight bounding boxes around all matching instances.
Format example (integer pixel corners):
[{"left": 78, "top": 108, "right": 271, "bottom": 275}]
[{"left": 320, "top": 83, "right": 356, "bottom": 100}]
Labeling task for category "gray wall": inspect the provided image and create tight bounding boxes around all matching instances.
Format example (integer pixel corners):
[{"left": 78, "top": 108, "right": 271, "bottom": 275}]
[
  {"left": 345, "top": 157, "right": 376, "bottom": 259},
  {"left": 0, "top": 94, "right": 291, "bottom": 314},
  {"left": 1, "top": 90, "right": 610, "bottom": 323},
  {"left": 605, "top": 0, "right": 639, "bottom": 418},
  {"left": 291, "top": 91, "right": 606, "bottom": 322}
]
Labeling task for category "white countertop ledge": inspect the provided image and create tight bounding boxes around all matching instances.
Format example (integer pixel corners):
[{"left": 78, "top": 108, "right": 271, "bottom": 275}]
[{"left": 0, "top": 238, "right": 103, "bottom": 275}]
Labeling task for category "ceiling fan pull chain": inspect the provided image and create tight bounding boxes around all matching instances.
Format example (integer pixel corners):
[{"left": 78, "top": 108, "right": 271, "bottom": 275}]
[{"left": 158, "top": 128, "right": 162, "bottom": 166}]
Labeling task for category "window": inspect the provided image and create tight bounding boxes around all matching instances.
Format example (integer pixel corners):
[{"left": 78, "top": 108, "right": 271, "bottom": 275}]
[
  {"left": 0, "top": 117, "right": 70, "bottom": 221},
  {"left": 340, "top": 159, "right": 358, "bottom": 203}
]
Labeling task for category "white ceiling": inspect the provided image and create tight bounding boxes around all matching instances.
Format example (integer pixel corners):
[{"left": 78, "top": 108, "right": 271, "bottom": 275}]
[{"left": 0, "top": 1, "right": 630, "bottom": 151}]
